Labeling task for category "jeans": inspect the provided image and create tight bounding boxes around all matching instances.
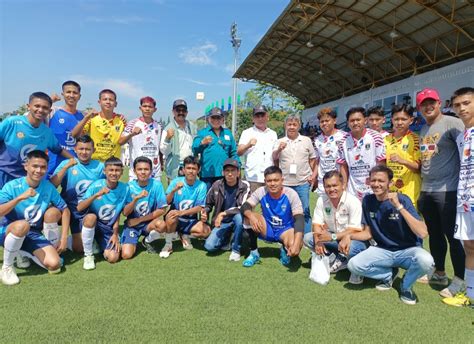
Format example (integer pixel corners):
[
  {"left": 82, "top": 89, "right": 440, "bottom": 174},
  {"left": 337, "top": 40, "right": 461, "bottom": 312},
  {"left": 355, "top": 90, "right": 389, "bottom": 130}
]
[
  {"left": 204, "top": 213, "right": 243, "bottom": 253},
  {"left": 348, "top": 246, "right": 434, "bottom": 291},
  {"left": 289, "top": 183, "right": 311, "bottom": 234},
  {"left": 303, "top": 232, "right": 368, "bottom": 259}
]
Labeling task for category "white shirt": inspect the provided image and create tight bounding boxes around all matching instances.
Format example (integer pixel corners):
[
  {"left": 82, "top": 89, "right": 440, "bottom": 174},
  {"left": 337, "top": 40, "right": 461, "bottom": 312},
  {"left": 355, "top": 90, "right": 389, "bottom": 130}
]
[
  {"left": 312, "top": 191, "right": 363, "bottom": 233},
  {"left": 159, "top": 122, "right": 193, "bottom": 162},
  {"left": 457, "top": 127, "right": 474, "bottom": 213},
  {"left": 239, "top": 126, "right": 277, "bottom": 183}
]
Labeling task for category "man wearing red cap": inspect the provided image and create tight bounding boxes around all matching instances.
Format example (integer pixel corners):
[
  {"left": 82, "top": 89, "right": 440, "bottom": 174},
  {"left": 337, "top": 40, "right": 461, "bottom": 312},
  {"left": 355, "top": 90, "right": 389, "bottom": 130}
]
[
  {"left": 119, "top": 96, "right": 162, "bottom": 181},
  {"left": 416, "top": 87, "right": 466, "bottom": 298}
]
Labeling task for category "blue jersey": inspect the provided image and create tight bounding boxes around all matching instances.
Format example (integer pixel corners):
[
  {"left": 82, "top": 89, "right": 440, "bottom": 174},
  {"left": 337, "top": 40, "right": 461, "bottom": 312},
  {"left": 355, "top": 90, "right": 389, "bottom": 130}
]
[
  {"left": 166, "top": 177, "right": 207, "bottom": 220},
  {"left": 126, "top": 179, "right": 167, "bottom": 230},
  {"left": 82, "top": 179, "right": 129, "bottom": 227},
  {"left": 53, "top": 158, "right": 104, "bottom": 217},
  {"left": 0, "top": 116, "right": 62, "bottom": 180},
  {"left": 48, "top": 108, "right": 84, "bottom": 176},
  {"left": 0, "top": 177, "right": 66, "bottom": 231}
]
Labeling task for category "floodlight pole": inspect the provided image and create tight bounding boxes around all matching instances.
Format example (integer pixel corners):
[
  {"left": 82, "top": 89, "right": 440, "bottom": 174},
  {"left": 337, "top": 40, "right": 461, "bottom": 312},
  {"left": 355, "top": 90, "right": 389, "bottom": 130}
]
[{"left": 230, "top": 22, "right": 241, "bottom": 137}]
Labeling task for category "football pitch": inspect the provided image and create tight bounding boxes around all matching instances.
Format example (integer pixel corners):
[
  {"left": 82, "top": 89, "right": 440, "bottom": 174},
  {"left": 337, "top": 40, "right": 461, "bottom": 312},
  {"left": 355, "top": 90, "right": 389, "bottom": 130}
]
[{"left": 0, "top": 171, "right": 472, "bottom": 343}]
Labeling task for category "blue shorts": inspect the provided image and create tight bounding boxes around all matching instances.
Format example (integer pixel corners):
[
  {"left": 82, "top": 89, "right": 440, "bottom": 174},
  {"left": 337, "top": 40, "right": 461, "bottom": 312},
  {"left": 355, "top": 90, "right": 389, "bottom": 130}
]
[
  {"left": 0, "top": 170, "right": 14, "bottom": 189},
  {"left": 120, "top": 226, "right": 149, "bottom": 246},
  {"left": 176, "top": 219, "right": 198, "bottom": 235},
  {"left": 0, "top": 225, "right": 51, "bottom": 254},
  {"left": 259, "top": 221, "right": 292, "bottom": 243},
  {"left": 95, "top": 222, "right": 115, "bottom": 252},
  {"left": 69, "top": 208, "right": 85, "bottom": 235}
]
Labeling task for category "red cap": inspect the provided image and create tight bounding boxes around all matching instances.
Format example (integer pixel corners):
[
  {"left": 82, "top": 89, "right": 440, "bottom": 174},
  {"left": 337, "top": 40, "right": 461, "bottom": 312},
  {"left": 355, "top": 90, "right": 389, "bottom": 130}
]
[
  {"left": 140, "top": 96, "right": 156, "bottom": 107},
  {"left": 416, "top": 88, "right": 440, "bottom": 106}
]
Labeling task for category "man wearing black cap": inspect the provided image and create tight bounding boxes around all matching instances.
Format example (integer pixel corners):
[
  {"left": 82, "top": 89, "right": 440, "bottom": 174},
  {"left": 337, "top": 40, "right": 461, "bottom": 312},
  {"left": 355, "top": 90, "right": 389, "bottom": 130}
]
[
  {"left": 160, "top": 99, "right": 196, "bottom": 182},
  {"left": 192, "top": 107, "right": 240, "bottom": 190},
  {"left": 238, "top": 105, "right": 277, "bottom": 193},
  {"left": 203, "top": 158, "right": 250, "bottom": 261}
]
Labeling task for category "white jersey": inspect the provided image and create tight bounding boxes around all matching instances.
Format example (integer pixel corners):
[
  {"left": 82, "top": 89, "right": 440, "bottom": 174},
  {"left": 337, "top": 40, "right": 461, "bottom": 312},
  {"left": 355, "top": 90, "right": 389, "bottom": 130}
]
[
  {"left": 313, "top": 129, "right": 347, "bottom": 195},
  {"left": 456, "top": 127, "right": 474, "bottom": 213},
  {"left": 337, "top": 128, "right": 385, "bottom": 200},
  {"left": 122, "top": 117, "right": 162, "bottom": 180}
]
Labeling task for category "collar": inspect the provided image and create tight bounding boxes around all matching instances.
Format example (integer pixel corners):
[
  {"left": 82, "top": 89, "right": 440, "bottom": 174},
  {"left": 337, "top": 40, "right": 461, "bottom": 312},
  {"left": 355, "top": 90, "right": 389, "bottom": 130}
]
[
  {"left": 253, "top": 125, "right": 269, "bottom": 133},
  {"left": 286, "top": 134, "right": 300, "bottom": 142}
]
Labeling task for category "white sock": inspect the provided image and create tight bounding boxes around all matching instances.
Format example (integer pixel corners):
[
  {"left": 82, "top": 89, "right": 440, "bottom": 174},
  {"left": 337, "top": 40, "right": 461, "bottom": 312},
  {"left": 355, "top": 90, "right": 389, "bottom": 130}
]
[
  {"left": 164, "top": 233, "right": 173, "bottom": 245},
  {"left": 81, "top": 226, "right": 95, "bottom": 256},
  {"left": 251, "top": 249, "right": 259, "bottom": 256},
  {"left": 3, "top": 233, "right": 25, "bottom": 268},
  {"left": 145, "top": 230, "right": 161, "bottom": 243},
  {"left": 43, "top": 223, "right": 60, "bottom": 246},
  {"left": 466, "top": 268, "right": 474, "bottom": 300},
  {"left": 18, "top": 250, "right": 47, "bottom": 270}
]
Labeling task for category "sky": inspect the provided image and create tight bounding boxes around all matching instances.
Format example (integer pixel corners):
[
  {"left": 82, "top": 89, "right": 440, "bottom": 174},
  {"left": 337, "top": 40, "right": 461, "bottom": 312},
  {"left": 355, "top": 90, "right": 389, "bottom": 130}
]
[{"left": 0, "top": 0, "right": 289, "bottom": 121}]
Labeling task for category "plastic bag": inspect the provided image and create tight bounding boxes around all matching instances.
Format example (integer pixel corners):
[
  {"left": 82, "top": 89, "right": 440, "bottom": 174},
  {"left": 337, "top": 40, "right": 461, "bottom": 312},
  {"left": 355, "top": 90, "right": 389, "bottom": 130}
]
[{"left": 309, "top": 253, "right": 330, "bottom": 285}]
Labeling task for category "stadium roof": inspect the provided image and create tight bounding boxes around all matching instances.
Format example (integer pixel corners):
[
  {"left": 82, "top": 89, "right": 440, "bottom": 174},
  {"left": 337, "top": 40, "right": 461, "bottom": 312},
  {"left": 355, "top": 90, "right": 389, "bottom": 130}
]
[{"left": 235, "top": 0, "right": 474, "bottom": 108}]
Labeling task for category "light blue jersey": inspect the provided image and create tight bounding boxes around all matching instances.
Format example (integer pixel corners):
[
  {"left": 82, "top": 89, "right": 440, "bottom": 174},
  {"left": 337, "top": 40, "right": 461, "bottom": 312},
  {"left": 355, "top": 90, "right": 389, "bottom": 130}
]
[
  {"left": 126, "top": 179, "right": 167, "bottom": 230},
  {"left": 0, "top": 177, "right": 66, "bottom": 231},
  {"left": 166, "top": 177, "right": 207, "bottom": 220},
  {"left": 82, "top": 179, "right": 129, "bottom": 227},
  {"left": 53, "top": 158, "right": 104, "bottom": 216},
  {"left": 0, "top": 116, "right": 62, "bottom": 183}
]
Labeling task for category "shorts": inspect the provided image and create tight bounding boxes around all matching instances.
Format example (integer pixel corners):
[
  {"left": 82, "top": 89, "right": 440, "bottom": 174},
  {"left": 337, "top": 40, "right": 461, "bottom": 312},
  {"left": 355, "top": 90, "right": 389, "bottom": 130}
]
[
  {"left": 95, "top": 222, "right": 115, "bottom": 252},
  {"left": 259, "top": 220, "right": 292, "bottom": 243},
  {"left": 454, "top": 212, "right": 474, "bottom": 241},
  {"left": 0, "top": 225, "right": 51, "bottom": 254},
  {"left": 121, "top": 226, "right": 149, "bottom": 246},
  {"left": 176, "top": 219, "right": 198, "bottom": 235},
  {"left": 0, "top": 171, "right": 14, "bottom": 189},
  {"left": 69, "top": 208, "right": 86, "bottom": 234}
]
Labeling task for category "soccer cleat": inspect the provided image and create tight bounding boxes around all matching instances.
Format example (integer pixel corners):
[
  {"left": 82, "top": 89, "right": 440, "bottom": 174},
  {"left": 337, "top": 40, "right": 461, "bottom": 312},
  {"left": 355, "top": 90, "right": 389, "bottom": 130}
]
[
  {"left": 83, "top": 255, "right": 96, "bottom": 270},
  {"left": 400, "top": 289, "right": 417, "bottom": 305},
  {"left": 1, "top": 265, "right": 20, "bottom": 286},
  {"left": 439, "top": 276, "right": 466, "bottom": 298},
  {"left": 243, "top": 252, "right": 261, "bottom": 267},
  {"left": 442, "top": 293, "right": 472, "bottom": 307},
  {"left": 279, "top": 246, "right": 291, "bottom": 266},
  {"left": 141, "top": 238, "right": 158, "bottom": 254},
  {"left": 15, "top": 254, "right": 31, "bottom": 269},
  {"left": 349, "top": 273, "right": 364, "bottom": 285},
  {"left": 329, "top": 257, "right": 348, "bottom": 274},
  {"left": 417, "top": 271, "right": 448, "bottom": 286},
  {"left": 228, "top": 251, "right": 241, "bottom": 262},
  {"left": 48, "top": 267, "right": 61, "bottom": 275},
  {"left": 159, "top": 243, "right": 173, "bottom": 259},
  {"left": 375, "top": 279, "right": 393, "bottom": 291},
  {"left": 180, "top": 235, "right": 193, "bottom": 250}
]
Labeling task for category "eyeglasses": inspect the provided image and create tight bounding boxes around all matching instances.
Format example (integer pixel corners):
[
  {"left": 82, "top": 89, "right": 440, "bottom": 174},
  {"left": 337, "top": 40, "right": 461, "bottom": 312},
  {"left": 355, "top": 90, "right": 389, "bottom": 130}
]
[{"left": 253, "top": 113, "right": 266, "bottom": 118}]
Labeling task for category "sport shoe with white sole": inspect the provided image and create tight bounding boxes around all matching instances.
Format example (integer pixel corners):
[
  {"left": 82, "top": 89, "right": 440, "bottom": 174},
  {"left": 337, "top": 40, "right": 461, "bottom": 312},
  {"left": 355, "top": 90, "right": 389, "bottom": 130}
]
[
  {"left": 400, "top": 289, "right": 417, "bottom": 305},
  {"left": 417, "top": 271, "right": 448, "bottom": 286},
  {"left": 180, "top": 235, "right": 193, "bottom": 250},
  {"left": 15, "top": 254, "right": 30, "bottom": 269},
  {"left": 349, "top": 273, "right": 364, "bottom": 285},
  {"left": 439, "top": 276, "right": 466, "bottom": 298},
  {"left": 329, "top": 257, "right": 348, "bottom": 274},
  {"left": 83, "top": 255, "right": 95, "bottom": 270},
  {"left": 159, "top": 243, "right": 173, "bottom": 259},
  {"left": 1, "top": 265, "right": 20, "bottom": 285},
  {"left": 228, "top": 251, "right": 241, "bottom": 262}
]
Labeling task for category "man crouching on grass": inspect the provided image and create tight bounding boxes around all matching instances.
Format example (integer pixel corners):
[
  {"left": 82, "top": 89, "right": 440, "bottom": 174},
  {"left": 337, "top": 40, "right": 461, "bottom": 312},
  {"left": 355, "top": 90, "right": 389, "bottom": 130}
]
[
  {"left": 0, "top": 150, "right": 70, "bottom": 285},
  {"left": 240, "top": 166, "right": 304, "bottom": 268}
]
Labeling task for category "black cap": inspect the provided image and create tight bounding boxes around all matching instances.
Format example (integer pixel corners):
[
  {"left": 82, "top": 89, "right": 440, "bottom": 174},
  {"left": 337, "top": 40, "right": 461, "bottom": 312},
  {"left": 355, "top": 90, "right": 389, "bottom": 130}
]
[
  {"left": 253, "top": 105, "right": 267, "bottom": 115},
  {"left": 223, "top": 158, "right": 239, "bottom": 169},
  {"left": 209, "top": 107, "right": 224, "bottom": 117},
  {"left": 173, "top": 99, "right": 187, "bottom": 109}
]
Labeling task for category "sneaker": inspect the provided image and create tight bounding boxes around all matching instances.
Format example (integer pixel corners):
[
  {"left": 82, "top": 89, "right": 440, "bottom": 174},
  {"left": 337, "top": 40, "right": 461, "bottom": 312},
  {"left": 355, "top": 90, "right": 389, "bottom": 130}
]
[
  {"left": 228, "top": 251, "right": 241, "bottom": 262},
  {"left": 329, "top": 257, "right": 348, "bottom": 273},
  {"left": 349, "top": 273, "right": 364, "bottom": 285},
  {"left": 141, "top": 238, "right": 158, "bottom": 254},
  {"left": 243, "top": 252, "right": 261, "bottom": 267},
  {"left": 442, "top": 293, "right": 473, "bottom": 307},
  {"left": 159, "top": 243, "right": 173, "bottom": 259},
  {"left": 15, "top": 254, "right": 30, "bottom": 269},
  {"left": 375, "top": 279, "right": 393, "bottom": 291},
  {"left": 439, "top": 276, "right": 466, "bottom": 298},
  {"left": 417, "top": 271, "right": 448, "bottom": 286},
  {"left": 279, "top": 246, "right": 291, "bottom": 266},
  {"left": 48, "top": 267, "right": 61, "bottom": 275},
  {"left": 221, "top": 241, "right": 232, "bottom": 252},
  {"left": 83, "top": 255, "right": 95, "bottom": 270},
  {"left": 1, "top": 265, "right": 20, "bottom": 286},
  {"left": 400, "top": 289, "right": 417, "bottom": 305},
  {"left": 180, "top": 235, "right": 193, "bottom": 250}
]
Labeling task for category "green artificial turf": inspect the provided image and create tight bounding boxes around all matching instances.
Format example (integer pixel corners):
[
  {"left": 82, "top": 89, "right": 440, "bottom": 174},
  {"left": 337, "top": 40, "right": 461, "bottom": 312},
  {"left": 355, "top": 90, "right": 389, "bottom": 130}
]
[{"left": 0, "top": 169, "right": 472, "bottom": 343}]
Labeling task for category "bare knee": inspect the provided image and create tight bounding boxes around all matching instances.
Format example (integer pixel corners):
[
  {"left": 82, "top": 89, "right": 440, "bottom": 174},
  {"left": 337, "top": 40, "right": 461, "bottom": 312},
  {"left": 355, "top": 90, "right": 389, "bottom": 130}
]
[
  {"left": 121, "top": 246, "right": 135, "bottom": 260},
  {"left": 83, "top": 214, "right": 97, "bottom": 228},
  {"left": 43, "top": 255, "right": 61, "bottom": 271},
  {"left": 464, "top": 240, "right": 474, "bottom": 256},
  {"left": 44, "top": 207, "right": 61, "bottom": 223},
  {"left": 8, "top": 220, "right": 30, "bottom": 237},
  {"left": 105, "top": 250, "right": 120, "bottom": 264}
]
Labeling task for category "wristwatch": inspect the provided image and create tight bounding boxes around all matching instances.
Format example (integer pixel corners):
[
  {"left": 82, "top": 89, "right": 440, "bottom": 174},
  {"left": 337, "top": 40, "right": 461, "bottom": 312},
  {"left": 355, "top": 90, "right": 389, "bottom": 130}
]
[
  {"left": 331, "top": 233, "right": 337, "bottom": 241},
  {"left": 396, "top": 205, "right": 404, "bottom": 211}
]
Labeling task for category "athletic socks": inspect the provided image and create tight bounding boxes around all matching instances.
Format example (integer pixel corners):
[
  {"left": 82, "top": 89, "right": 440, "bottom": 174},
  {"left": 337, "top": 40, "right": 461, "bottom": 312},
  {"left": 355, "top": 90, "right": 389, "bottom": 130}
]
[
  {"left": 3, "top": 233, "right": 25, "bottom": 268},
  {"left": 145, "top": 230, "right": 161, "bottom": 244},
  {"left": 81, "top": 226, "right": 95, "bottom": 256},
  {"left": 465, "top": 268, "right": 474, "bottom": 300},
  {"left": 43, "top": 223, "right": 60, "bottom": 246},
  {"left": 164, "top": 233, "right": 173, "bottom": 245}
]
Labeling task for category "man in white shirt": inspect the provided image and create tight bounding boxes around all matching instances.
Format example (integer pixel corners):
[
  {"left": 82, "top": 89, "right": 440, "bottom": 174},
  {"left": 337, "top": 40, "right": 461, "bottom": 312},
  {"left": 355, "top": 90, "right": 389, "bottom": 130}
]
[{"left": 237, "top": 105, "right": 277, "bottom": 193}]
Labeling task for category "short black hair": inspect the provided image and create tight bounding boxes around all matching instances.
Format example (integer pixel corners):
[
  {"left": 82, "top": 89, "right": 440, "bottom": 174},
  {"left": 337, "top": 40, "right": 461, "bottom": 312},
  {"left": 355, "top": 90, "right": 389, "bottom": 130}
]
[
  {"left": 391, "top": 104, "right": 415, "bottom": 117},
  {"left": 26, "top": 149, "right": 49, "bottom": 163},
  {"left": 322, "top": 170, "right": 343, "bottom": 184},
  {"left": 317, "top": 107, "right": 337, "bottom": 119},
  {"left": 183, "top": 155, "right": 200, "bottom": 168},
  {"left": 99, "top": 89, "right": 117, "bottom": 100},
  {"left": 76, "top": 134, "right": 94, "bottom": 145},
  {"left": 264, "top": 166, "right": 282, "bottom": 177},
  {"left": 346, "top": 107, "right": 366, "bottom": 121},
  {"left": 451, "top": 87, "right": 474, "bottom": 103},
  {"left": 133, "top": 156, "right": 152, "bottom": 170},
  {"left": 367, "top": 106, "right": 385, "bottom": 118},
  {"left": 369, "top": 165, "right": 393, "bottom": 181},
  {"left": 62, "top": 80, "right": 81, "bottom": 92},
  {"left": 104, "top": 157, "right": 123, "bottom": 168},
  {"left": 29, "top": 92, "right": 52, "bottom": 107}
]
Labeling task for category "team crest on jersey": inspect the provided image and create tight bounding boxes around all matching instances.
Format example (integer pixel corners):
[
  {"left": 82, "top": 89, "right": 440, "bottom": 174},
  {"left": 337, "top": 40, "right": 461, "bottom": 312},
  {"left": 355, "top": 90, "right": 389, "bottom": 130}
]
[
  {"left": 72, "top": 169, "right": 78, "bottom": 175},
  {"left": 389, "top": 213, "right": 400, "bottom": 220},
  {"left": 115, "top": 125, "right": 121, "bottom": 132},
  {"left": 402, "top": 144, "right": 409, "bottom": 151},
  {"left": 370, "top": 212, "right": 375, "bottom": 219},
  {"left": 98, "top": 205, "right": 116, "bottom": 221},
  {"left": 59, "top": 118, "right": 65, "bottom": 124},
  {"left": 179, "top": 200, "right": 194, "bottom": 210},
  {"left": 270, "top": 216, "right": 283, "bottom": 226},
  {"left": 281, "top": 204, "right": 287, "bottom": 212},
  {"left": 365, "top": 143, "right": 371, "bottom": 150},
  {"left": 20, "top": 144, "right": 37, "bottom": 161},
  {"left": 325, "top": 207, "right": 331, "bottom": 215},
  {"left": 24, "top": 205, "right": 42, "bottom": 225},
  {"left": 135, "top": 201, "right": 149, "bottom": 216},
  {"left": 265, "top": 203, "right": 270, "bottom": 208},
  {"left": 17, "top": 132, "right": 25, "bottom": 139},
  {"left": 75, "top": 180, "right": 92, "bottom": 197}
]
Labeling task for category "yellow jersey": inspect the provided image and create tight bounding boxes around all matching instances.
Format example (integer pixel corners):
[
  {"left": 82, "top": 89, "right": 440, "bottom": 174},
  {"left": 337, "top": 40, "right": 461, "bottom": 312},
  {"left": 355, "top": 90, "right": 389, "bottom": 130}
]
[
  {"left": 384, "top": 131, "right": 421, "bottom": 207},
  {"left": 84, "top": 114, "right": 125, "bottom": 162}
]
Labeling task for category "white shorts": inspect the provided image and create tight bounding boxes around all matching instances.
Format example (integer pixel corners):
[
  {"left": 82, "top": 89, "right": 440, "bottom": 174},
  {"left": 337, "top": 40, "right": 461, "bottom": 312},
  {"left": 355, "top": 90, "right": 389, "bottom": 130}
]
[{"left": 454, "top": 212, "right": 474, "bottom": 241}]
